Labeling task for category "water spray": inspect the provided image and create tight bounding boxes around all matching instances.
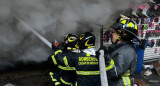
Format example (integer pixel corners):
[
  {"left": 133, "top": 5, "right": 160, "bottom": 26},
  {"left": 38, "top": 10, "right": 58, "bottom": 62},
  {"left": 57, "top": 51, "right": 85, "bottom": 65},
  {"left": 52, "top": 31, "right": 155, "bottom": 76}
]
[{"left": 15, "top": 16, "right": 52, "bottom": 48}]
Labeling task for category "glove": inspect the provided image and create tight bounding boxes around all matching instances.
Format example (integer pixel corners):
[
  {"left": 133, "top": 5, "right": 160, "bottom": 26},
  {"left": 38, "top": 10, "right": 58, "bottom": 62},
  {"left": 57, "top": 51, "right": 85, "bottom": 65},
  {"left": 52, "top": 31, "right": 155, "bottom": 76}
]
[
  {"left": 52, "top": 41, "right": 59, "bottom": 51},
  {"left": 139, "top": 39, "right": 147, "bottom": 49},
  {"left": 96, "top": 46, "right": 111, "bottom": 65},
  {"left": 96, "top": 46, "right": 108, "bottom": 58}
]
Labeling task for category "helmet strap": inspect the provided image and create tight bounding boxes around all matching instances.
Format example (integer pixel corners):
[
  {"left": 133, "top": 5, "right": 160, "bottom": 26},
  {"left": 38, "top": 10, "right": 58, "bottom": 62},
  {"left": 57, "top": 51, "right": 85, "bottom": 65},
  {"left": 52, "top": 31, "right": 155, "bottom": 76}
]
[{"left": 114, "top": 36, "right": 120, "bottom": 44}]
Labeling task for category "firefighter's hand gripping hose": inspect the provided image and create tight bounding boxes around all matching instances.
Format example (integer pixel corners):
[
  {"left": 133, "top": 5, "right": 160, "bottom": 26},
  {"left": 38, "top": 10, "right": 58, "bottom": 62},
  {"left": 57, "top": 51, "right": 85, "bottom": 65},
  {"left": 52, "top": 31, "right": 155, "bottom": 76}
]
[{"left": 99, "top": 50, "right": 108, "bottom": 86}]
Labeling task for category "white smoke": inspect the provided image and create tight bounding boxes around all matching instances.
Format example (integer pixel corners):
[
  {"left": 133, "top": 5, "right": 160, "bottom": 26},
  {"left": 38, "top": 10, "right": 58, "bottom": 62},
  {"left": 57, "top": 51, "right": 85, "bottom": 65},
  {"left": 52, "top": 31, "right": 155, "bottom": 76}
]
[{"left": 0, "top": 0, "right": 136, "bottom": 69}]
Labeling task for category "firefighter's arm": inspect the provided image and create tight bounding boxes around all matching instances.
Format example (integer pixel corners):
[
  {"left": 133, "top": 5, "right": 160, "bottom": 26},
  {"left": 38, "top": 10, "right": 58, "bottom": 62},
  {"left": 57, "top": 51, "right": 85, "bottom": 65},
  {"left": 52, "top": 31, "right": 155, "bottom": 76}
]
[
  {"left": 53, "top": 49, "right": 76, "bottom": 70},
  {"left": 105, "top": 54, "right": 128, "bottom": 79},
  {"left": 48, "top": 54, "right": 58, "bottom": 66}
]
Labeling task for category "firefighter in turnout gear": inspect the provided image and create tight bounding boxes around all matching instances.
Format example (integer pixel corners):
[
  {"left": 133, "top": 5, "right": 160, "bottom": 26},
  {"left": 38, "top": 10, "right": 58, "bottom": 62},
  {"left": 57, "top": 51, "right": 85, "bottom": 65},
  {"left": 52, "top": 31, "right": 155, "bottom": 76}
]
[
  {"left": 98, "top": 19, "right": 138, "bottom": 86},
  {"left": 48, "top": 34, "right": 79, "bottom": 86},
  {"left": 52, "top": 32, "right": 101, "bottom": 86}
]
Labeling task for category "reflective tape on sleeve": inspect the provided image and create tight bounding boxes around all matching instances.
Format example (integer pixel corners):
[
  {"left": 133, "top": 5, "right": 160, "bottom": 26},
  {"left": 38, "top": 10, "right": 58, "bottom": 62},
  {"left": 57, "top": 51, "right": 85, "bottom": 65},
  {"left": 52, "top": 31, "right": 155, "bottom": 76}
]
[
  {"left": 63, "top": 56, "right": 69, "bottom": 67},
  {"left": 51, "top": 55, "right": 57, "bottom": 65},
  {"left": 49, "top": 72, "right": 57, "bottom": 82},
  {"left": 58, "top": 65, "right": 76, "bottom": 70},
  {"left": 123, "top": 70, "right": 130, "bottom": 77},
  {"left": 55, "top": 82, "right": 61, "bottom": 86},
  {"left": 60, "top": 77, "right": 73, "bottom": 85},
  {"left": 105, "top": 59, "right": 115, "bottom": 71},
  {"left": 55, "top": 50, "right": 62, "bottom": 55},
  {"left": 76, "top": 71, "right": 100, "bottom": 75}
]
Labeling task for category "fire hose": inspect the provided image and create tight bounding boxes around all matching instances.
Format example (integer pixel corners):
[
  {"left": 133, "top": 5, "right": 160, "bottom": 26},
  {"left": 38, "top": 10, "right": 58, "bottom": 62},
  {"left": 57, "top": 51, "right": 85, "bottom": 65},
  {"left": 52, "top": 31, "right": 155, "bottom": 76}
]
[
  {"left": 99, "top": 50, "right": 108, "bottom": 86},
  {"left": 16, "top": 16, "right": 108, "bottom": 85}
]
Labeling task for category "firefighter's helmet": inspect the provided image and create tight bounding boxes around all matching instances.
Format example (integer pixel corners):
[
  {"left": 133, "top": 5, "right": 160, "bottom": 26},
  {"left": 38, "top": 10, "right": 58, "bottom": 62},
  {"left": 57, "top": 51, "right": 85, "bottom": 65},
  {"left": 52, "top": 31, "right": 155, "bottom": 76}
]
[
  {"left": 111, "top": 19, "right": 138, "bottom": 41},
  {"left": 78, "top": 32, "right": 95, "bottom": 50},
  {"left": 64, "top": 34, "right": 78, "bottom": 49}
]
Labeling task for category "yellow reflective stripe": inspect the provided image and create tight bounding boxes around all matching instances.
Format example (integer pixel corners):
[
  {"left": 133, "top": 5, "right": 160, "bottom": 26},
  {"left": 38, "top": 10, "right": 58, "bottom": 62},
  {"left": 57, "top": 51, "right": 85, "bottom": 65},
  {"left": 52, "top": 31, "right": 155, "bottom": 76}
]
[
  {"left": 122, "top": 77, "right": 127, "bottom": 86},
  {"left": 75, "top": 82, "right": 78, "bottom": 86},
  {"left": 86, "top": 53, "right": 90, "bottom": 56},
  {"left": 85, "top": 40, "right": 90, "bottom": 47},
  {"left": 122, "top": 77, "right": 131, "bottom": 86},
  {"left": 121, "top": 20, "right": 127, "bottom": 24},
  {"left": 127, "top": 77, "right": 131, "bottom": 86},
  {"left": 80, "top": 34, "right": 85, "bottom": 40},
  {"left": 63, "top": 56, "right": 69, "bottom": 67},
  {"left": 123, "top": 73, "right": 130, "bottom": 76},
  {"left": 58, "top": 65, "right": 76, "bottom": 70},
  {"left": 60, "top": 77, "right": 72, "bottom": 85},
  {"left": 51, "top": 55, "right": 57, "bottom": 65},
  {"left": 55, "top": 50, "right": 62, "bottom": 55},
  {"left": 123, "top": 70, "right": 130, "bottom": 76},
  {"left": 88, "top": 46, "right": 95, "bottom": 48},
  {"left": 106, "top": 59, "right": 114, "bottom": 71},
  {"left": 76, "top": 71, "right": 100, "bottom": 75},
  {"left": 128, "top": 22, "right": 133, "bottom": 28},
  {"left": 49, "top": 72, "right": 57, "bottom": 82},
  {"left": 135, "top": 24, "right": 138, "bottom": 30},
  {"left": 55, "top": 82, "right": 61, "bottom": 85}
]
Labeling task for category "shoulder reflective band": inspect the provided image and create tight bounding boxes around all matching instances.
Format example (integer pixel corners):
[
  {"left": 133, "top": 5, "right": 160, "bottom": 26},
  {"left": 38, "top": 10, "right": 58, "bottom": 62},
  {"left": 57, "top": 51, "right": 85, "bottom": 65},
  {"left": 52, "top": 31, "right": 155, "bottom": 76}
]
[
  {"left": 55, "top": 82, "right": 61, "bottom": 86},
  {"left": 63, "top": 56, "right": 69, "bottom": 67},
  {"left": 76, "top": 71, "right": 100, "bottom": 75},
  {"left": 51, "top": 55, "right": 57, "bottom": 65},
  {"left": 49, "top": 72, "right": 57, "bottom": 82},
  {"left": 123, "top": 70, "right": 130, "bottom": 76},
  {"left": 106, "top": 59, "right": 114, "bottom": 71},
  {"left": 55, "top": 50, "right": 62, "bottom": 55},
  {"left": 122, "top": 76, "right": 131, "bottom": 86},
  {"left": 60, "top": 77, "right": 73, "bottom": 86},
  {"left": 58, "top": 65, "right": 76, "bottom": 70}
]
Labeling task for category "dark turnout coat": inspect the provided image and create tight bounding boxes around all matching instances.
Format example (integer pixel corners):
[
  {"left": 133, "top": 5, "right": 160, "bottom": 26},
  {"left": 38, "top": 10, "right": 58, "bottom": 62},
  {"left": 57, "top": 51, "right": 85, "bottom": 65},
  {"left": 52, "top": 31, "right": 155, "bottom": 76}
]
[{"left": 105, "top": 42, "right": 137, "bottom": 86}]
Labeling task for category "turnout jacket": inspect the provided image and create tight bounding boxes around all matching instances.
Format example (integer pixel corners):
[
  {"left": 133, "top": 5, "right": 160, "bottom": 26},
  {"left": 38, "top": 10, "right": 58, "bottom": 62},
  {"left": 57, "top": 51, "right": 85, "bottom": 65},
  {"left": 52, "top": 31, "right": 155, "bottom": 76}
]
[
  {"left": 54, "top": 48, "right": 101, "bottom": 86},
  {"left": 49, "top": 49, "right": 77, "bottom": 86},
  {"left": 106, "top": 42, "right": 137, "bottom": 86}
]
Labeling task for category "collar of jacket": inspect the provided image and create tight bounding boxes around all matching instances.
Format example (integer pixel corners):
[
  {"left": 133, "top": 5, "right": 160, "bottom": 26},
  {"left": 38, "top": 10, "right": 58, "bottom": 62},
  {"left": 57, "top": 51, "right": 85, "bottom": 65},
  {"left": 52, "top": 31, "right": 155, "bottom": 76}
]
[
  {"left": 72, "top": 49, "right": 80, "bottom": 53},
  {"left": 82, "top": 48, "right": 96, "bottom": 56},
  {"left": 108, "top": 42, "right": 130, "bottom": 54}
]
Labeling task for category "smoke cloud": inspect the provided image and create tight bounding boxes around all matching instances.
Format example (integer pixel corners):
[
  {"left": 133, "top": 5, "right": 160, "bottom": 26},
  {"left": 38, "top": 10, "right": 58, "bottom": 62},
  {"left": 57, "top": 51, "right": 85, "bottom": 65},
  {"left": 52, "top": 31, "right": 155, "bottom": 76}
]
[{"left": 0, "top": 0, "right": 135, "bottom": 69}]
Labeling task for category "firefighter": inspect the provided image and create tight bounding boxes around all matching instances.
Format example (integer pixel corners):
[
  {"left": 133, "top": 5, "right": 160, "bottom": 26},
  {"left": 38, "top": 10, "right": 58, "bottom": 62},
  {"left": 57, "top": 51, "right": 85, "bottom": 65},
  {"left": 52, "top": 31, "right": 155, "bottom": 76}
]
[
  {"left": 52, "top": 32, "right": 101, "bottom": 86},
  {"left": 48, "top": 34, "right": 79, "bottom": 86},
  {"left": 98, "top": 19, "right": 138, "bottom": 86}
]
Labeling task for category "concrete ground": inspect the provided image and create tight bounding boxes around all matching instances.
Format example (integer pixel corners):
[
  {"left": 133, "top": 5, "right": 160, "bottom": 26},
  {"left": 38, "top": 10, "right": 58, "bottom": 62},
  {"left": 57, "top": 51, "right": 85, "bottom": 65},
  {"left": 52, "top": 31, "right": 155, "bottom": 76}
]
[{"left": 0, "top": 61, "right": 159, "bottom": 86}]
